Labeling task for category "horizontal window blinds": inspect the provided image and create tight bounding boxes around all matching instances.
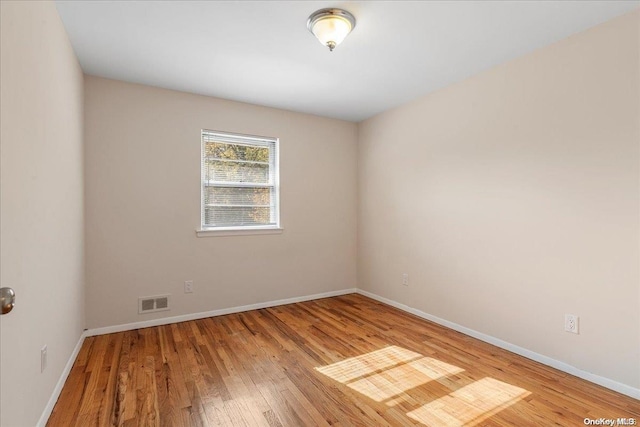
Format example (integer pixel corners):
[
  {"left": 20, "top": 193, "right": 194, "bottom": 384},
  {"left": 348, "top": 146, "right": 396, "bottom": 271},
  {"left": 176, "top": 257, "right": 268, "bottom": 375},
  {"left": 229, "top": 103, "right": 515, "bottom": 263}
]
[{"left": 201, "top": 130, "right": 279, "bottom": 229}]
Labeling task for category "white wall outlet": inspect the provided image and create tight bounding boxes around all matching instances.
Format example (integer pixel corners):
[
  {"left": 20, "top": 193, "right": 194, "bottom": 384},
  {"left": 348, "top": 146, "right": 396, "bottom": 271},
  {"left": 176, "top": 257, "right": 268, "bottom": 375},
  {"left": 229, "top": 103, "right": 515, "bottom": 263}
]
[
  {"left": 564, "top": 314, "right": 579, "bottom": 334},
  {"left": 402, "top": 273, "right": 409, "bottom": 286},
  {"left": 41, "top": 345, "right": 47, "bottom": 373},
  {"left": 184, "top": 280, "right": 193, "bottom": 293}
]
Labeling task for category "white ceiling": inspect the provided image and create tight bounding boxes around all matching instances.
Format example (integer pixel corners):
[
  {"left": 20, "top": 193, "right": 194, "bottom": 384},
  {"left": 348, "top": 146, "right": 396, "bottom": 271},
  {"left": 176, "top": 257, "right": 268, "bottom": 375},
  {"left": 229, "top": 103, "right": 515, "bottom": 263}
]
[{"left": 55, "top": 1, "right": 638, "bottom": 122}]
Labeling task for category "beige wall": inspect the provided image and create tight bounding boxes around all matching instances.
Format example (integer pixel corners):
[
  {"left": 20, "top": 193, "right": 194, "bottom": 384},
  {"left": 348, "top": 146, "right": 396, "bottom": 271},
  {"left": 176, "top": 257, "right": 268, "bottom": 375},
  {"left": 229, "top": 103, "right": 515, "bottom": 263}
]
[
  {"left": 358, "top": 11, "right": 640, "bottom": 389},
  {"left": 0, "top": 1, "right": 85, "bottom": 425},
  {"left": 84, "top": 76, "right": 358, "bottom": 329}
]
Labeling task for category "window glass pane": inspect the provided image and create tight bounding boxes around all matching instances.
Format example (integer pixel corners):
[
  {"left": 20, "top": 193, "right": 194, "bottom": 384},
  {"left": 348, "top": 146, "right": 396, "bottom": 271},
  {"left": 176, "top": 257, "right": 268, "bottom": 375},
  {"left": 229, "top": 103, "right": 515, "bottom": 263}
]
[
  {"left": 205, "top": 159, "right": 269, "bottom": 183},
  {"left": 204, "top": 142, "right": 269, "bottom": 162},
  {"left": 204, "top": 206, "right": 273, "bottom": 227},
  {"left": 204, "top": 187, "right": 271, "bottom": 206}
]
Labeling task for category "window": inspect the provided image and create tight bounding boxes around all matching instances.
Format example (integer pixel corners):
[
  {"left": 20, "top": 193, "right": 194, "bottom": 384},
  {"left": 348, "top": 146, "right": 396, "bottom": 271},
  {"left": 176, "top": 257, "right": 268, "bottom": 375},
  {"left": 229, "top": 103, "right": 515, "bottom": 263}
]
[{"left": 199, "top": 130, "right": 280, "bottom": 234}]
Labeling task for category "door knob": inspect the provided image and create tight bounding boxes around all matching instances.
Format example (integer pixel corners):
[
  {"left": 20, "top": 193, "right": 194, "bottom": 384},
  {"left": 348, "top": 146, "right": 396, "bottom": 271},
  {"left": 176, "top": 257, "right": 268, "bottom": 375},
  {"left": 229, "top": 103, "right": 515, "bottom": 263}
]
[{"left": 0, "top": 287, "right": 15, "bottom": 314}]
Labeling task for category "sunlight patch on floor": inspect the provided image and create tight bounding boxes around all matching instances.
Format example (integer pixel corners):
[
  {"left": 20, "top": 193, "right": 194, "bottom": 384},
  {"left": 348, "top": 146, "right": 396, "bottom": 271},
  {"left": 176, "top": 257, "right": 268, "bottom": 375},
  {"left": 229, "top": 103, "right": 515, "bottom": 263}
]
[
  {"left": 316, "top": 346, "right": 463, "bottom": 402},
  {"left": 347, "top": 356, "right": 464, "bottom": 402},
  {"left": 317, "top": 346, "right": 531, "bottom": 425},
  {"left": 406, "top": 377, "right": 530, "bottom": 426},
  {"left": 315, "top": 346, "right": 423, "bottom": 383}
]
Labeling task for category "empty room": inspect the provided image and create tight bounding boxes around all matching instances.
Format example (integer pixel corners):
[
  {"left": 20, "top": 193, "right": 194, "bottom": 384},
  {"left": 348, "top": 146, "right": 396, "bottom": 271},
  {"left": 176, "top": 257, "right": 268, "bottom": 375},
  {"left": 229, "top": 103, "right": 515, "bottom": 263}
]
[{"left": 1, "top": 0, "right": 639, "bottom": 426}]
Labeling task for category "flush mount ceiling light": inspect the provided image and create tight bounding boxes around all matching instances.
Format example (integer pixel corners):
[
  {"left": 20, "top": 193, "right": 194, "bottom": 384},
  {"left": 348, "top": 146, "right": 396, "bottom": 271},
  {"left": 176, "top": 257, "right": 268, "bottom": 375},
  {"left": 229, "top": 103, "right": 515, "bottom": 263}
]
[{"left": 307, "top": 8, "right": 356, "bottom": 52}]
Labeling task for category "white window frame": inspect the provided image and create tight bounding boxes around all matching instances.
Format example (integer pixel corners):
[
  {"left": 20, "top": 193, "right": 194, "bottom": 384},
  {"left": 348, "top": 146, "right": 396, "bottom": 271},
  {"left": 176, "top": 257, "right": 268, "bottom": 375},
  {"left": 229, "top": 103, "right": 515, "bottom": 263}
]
[{"left": 197, "top": 130, "right": 282, "bottom": 237}]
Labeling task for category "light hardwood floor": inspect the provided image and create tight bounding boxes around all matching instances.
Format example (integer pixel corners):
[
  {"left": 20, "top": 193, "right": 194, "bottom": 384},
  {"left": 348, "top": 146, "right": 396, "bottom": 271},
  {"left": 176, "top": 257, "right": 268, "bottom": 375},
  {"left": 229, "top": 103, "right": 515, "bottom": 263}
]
[{"left": 47, "top": 294, "right": 640, "bottom": 426}]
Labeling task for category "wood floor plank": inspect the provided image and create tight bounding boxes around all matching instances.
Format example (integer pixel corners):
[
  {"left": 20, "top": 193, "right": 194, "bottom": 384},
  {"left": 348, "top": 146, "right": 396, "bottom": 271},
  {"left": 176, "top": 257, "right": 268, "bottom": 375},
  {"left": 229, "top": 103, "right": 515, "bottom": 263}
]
[
  {"left": 123, "top": 331, "right": 141, "bottom": 423},
  {"left": 48, "top": 294, "right": 640, "bottom": 426},
  {"left": 113, "top": 332, "right": 133, "bottom": 427},
  {"left": 74, "top": 334, "right": 109, "bottom": 426}
]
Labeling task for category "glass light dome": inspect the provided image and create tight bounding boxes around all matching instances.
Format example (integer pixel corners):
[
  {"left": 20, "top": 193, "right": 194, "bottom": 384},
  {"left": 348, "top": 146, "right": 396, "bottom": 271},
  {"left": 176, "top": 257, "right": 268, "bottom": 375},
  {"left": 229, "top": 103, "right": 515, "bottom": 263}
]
[{"left": 307, "top": 9, "right": 356, "bottom": 51}]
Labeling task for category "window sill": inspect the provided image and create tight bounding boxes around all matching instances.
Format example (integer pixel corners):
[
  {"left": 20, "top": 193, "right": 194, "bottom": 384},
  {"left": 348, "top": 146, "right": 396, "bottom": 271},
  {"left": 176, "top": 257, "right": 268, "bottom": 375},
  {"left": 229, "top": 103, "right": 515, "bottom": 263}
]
[{"left": 196, "top": 227, "right": 284, "bottom": 237}]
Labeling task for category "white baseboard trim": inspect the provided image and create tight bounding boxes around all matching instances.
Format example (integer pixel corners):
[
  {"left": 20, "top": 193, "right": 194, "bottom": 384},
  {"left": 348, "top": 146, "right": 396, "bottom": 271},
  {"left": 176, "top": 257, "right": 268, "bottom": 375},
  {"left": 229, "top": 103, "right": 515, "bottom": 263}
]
[
  {"left": 356, "top": 289, "right": 640, "bottom": 400},
  {"left": 86, "top": 288, "right": 357, "bottom": 337},
  {"left": 37, "top": 330, "right": 88, "bottom": 427}
]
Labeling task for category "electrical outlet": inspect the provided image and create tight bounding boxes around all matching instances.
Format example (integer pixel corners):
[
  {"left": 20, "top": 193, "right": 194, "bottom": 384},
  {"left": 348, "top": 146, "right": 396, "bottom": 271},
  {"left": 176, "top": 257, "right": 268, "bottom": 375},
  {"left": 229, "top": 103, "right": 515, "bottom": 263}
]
[
  {"left": 402, "top": 273, "right": 409, "bottom": 286},
  {"left": 41, "top": 345, "right": 47, "bottom": 373},
  {"left": 564, "top": 314, "right": 579, "bottom": 334},
  {"left": 184, "top": 280, "right": 193, "bottom": 293}
]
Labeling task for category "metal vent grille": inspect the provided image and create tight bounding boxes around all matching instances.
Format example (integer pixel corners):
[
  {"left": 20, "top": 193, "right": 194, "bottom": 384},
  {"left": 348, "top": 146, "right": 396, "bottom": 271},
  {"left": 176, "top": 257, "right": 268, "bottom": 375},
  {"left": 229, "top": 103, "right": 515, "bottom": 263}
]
[
  {"left": 155, "top": 297, "right": 168, "bottom": 309},
  {"left": 141, "top": 299, "right": 155, "bottom": 311},
  {"left": 138, "top": 295, "right": 171, "bottom": 314}
]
